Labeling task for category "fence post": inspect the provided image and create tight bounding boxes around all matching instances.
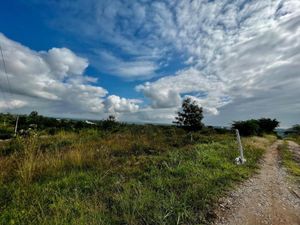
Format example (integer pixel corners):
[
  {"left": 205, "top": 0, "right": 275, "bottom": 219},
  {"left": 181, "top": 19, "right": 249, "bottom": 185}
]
[{"left": 235, "top": 129, "right": 246, "bottom": 164}]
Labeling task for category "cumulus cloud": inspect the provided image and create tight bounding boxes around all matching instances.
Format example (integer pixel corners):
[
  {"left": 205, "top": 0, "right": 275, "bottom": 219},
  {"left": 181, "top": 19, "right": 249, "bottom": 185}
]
[
  {"left": 104, "top": 95, "right": 141, "bottom": 113},
  {"left": 136, "top": 67, "right": 227, "bottom": 113},
  {"left": 0, "top": 33, "right": 141, "bottom": 117},
  {"left": 42, "top": 47, "right": 88, "bottom": 79}
]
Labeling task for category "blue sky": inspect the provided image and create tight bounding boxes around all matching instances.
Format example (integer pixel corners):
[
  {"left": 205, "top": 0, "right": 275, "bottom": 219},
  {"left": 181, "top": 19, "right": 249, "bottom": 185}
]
[{"left": 0, "top": 0, "right": 299, "bottom": 127}]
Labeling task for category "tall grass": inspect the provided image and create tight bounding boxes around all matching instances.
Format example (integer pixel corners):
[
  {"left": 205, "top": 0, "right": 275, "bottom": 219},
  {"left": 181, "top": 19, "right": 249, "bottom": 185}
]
[
  {"left": 0, "top": 128, "right": 273, "bottom": 225},
  {"left": 278, "top": 141, "right": 300, "bottom": 183}
]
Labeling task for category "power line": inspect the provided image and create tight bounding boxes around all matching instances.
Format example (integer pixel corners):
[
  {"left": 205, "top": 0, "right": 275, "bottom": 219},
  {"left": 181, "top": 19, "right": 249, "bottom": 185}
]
[
  {"left": 0, "top": 43, "right": 19, "bottom": 133},
  {"left": 0, "top": 44, "right": 13, "bottom": 97},
  {"left": 0, "top": 44, "right": 9, "bottom": 112}
]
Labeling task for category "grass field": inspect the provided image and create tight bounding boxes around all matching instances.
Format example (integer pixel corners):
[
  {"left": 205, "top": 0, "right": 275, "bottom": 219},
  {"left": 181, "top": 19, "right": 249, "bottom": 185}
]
[{"left": 0, "top": 127, "right": 274, "bottom": 225}]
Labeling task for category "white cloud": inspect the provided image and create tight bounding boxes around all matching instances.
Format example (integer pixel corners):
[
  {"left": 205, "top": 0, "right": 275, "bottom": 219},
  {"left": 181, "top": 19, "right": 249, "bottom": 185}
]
[
  {"left": 93, "top": 51, "right": 158, "bottom": 79},
  {"left": 0, "top": 33, "right": 141, "bottom": 116},
  {"left": 0, "top": 99, "right": 27, "bottom": 110},
  {"left": 136, "top": 67, "right": 227, "bottom": 113},
  {"left": 42, "top": 47, "right": 88, "bottom": 79},
  {"left": 105, "top": 95, "right": 141, "bottom": 113}
]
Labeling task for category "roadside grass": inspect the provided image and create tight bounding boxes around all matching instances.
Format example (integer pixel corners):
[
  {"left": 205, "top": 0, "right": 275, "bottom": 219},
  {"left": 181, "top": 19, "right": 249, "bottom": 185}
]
[
  {"left": 278, "top": 141, "right": 300, "bottom": 183},
  {"left": 0, "top": 129, "right": 272, "bottom": 225},
  {"left": 286, "top": 135, "right": 300, "bottom": 145}
]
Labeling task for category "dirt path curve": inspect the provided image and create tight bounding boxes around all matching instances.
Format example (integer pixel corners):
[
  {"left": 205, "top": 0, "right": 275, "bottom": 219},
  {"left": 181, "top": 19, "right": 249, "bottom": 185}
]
[{"left": 214, "top": 140, "right": 300, "bottom": 225}]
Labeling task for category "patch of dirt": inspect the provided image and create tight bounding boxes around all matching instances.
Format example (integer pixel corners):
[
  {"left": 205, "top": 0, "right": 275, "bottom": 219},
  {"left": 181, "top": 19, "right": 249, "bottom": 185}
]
[{"left": 214, "top": 141, "right": 300, "bottom": 225}]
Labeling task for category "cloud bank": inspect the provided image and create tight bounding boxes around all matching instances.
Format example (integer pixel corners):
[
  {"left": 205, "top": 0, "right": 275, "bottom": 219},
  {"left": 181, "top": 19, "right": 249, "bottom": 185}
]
[{"left": 1, "top": 0, "right": 300, "bottom": 126}]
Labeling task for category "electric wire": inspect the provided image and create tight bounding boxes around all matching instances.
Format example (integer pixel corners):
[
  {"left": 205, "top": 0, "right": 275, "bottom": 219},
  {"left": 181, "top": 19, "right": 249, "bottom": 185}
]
[
  {"left": 0, "top": 43, "right": 19, "bottom": 133},
  {"left": 0, "top": 44, "right": 13, "bottom": 98},
  {"left": 0, "top": 44, "right": 10, "bottom": 112}
]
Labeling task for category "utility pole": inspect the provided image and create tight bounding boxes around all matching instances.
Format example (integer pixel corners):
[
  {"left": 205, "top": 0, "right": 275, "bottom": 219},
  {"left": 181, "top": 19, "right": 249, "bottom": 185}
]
[
  {"left": 235, "top": 129, "right": 246, "bottom": 164},
  {"left": 14, "top": 115, "right": 19, "bottom": 135}
]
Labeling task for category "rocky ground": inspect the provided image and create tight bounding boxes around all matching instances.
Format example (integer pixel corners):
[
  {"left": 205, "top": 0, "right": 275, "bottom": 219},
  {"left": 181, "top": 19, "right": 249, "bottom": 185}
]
[{"left": 214, "top": 141, "right": 300, "bottom": 225}]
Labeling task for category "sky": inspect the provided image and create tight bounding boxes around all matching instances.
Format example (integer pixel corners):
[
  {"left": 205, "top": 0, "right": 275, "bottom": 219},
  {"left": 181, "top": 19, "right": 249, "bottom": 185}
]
[{"left": 0, "top": 0, "right": 299, "bottom": 128}]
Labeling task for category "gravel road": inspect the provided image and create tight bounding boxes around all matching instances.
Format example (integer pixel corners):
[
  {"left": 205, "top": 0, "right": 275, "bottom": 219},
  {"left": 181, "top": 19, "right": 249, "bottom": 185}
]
[{"left": 214, "top": 140, "right": 300, "bottom": 225}]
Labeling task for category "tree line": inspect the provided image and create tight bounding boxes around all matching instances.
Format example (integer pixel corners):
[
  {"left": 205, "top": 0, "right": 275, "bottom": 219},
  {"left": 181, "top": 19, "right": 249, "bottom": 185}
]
[
  {"left": 173, "top": 98, "right": 280, "bottom": 136},
  {"left": 0, "top": 97, "right": 297, "bottom": 139}
]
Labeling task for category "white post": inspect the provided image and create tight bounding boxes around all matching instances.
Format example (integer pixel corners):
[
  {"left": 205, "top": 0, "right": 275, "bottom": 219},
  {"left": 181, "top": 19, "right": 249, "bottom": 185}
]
[
  {"left": 14, "top": 115, "right": 19, "bottom": 135},
  {"left": 235, "top": 129, "right": 246, "bottom": 164}
]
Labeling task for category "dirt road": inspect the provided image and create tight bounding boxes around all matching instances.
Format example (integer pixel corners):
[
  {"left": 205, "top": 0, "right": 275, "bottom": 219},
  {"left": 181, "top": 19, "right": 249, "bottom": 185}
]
[{"left": 214, "top": 141, "right": 300, "bottom": 225}]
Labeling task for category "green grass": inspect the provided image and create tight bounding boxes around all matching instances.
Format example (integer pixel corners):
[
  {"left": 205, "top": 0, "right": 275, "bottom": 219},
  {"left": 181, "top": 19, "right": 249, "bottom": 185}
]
[
  {"left": 0, "top": 129, "right": 272, "bottom": 225},
  {"left": 287, "top": 135, "right": 300, "bottom": 145},
  {"left": 279, "top": 141, "right": 300, "bottom": 183}
]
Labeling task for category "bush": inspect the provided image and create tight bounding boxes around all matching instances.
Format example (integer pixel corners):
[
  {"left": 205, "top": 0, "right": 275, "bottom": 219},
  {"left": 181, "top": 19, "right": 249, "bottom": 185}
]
[{"left": 0, "top": 127, "right": 13, "bottom": 140}]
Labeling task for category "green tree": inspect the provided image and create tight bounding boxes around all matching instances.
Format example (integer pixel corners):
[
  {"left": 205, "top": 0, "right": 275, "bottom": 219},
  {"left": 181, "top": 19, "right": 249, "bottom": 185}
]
[
  {"left": 232, "top": 120, "right": 260, "bottom": 136},
  {"left": 285, "top": 124, "right": 300, "bottom": 135},
  {"left": 257, "top": 118, "right": 279, "bottom": 133},
  {"left": 232, "top": 118, "right": 279, "bottom": 136},
  {"left": 173, "top": 98, "right": 204, "bottom": 131}
]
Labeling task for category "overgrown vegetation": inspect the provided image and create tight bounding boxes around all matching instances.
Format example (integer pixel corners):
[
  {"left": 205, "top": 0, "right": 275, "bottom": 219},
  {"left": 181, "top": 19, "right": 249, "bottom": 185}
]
[
  {"left": 278, "top": 141, "right": 300, "bottom": 184},
  {"left": 285, "top": 125, "right": 300, "bottom": 144},
  {"left": 0, "top": 124, "right": 272, "bottom": 225},
  {"left": 0, "top": 110, "right": 278, "bottom": 224}
]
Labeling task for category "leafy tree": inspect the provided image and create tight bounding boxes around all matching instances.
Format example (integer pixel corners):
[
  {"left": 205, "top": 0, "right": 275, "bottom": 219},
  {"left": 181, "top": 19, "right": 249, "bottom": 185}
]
[
  {"left": 102, "top": 115, "right": 119, "bottom": 130},
  {"left": 232, "top": 120, "right": 260, "bottom": 136},
  {"left": 173, "top": 98, "right": 204, "bottom": 131},
  {"left": 257, "top": 118, "right": 279, "bottom": 133},
  {"left": 285, "top": 124, "right": 300, "bottom": 135},
  {"left": 29, "top": 111, "right": 38, "bottom": 117},
  {"left": 107, "top": 115, "right": 116, "bottom": 122}
]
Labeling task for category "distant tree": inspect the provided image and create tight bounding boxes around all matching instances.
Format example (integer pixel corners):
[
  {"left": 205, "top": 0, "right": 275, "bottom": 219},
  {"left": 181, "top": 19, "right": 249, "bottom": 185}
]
[
  {"left": 285, "top": 124, "right": 300, "bottom": 135},
  {"left": 257, "top": 118, "right": 279, "bottom": 134},
  {"left": 29, "top": 111, "right": 38, "bottom": 117},
  {"left": 27, "top": 111, "right": 41, "bottom": 128},
  {"left": 232, "top": 120, "right": 260, "bottom": 136},
  {"left": 102, "top": 115, "right": 118, "bottom": 130},
  {"left": 173, "top": 98, "right": 204, "bottom": 131},
  {"left": 232, "top": 118, "right": 279, "bottom": 136},
  {"left": 107, "top": 115, "right": 116, "bottom": 122}
]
